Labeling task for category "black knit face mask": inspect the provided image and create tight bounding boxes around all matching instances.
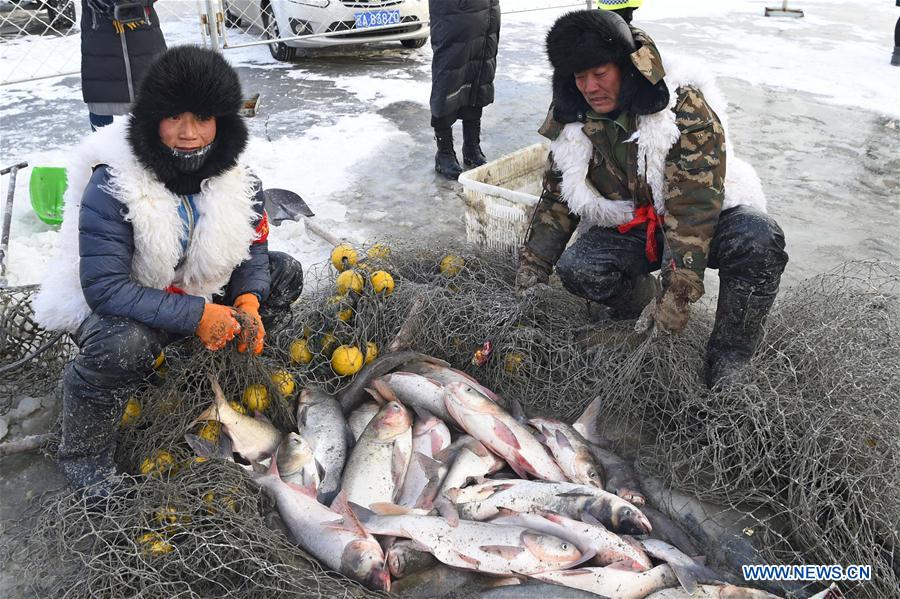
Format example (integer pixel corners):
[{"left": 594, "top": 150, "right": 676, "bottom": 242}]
[{"left": 170, "top": 141, "right": 216, "bottom": 174}]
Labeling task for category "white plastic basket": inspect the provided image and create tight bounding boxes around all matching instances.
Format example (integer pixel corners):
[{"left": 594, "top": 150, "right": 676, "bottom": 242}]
[{"left": 458, "top": 143, "right": 550, "bottom": 255}]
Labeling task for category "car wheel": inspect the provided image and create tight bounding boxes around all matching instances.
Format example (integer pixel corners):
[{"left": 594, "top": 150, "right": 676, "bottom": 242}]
[
  {"left": 400, "top": 37, "right": 427, "bottom": 49},
  {"left": 261, "top": 3, "right": 296, "bottom": 62},
  {"left": 46, "top": 0, "right": 76, "bottom": 30},
  {"left": 223, "top": 1, "right": 241, "bottom": 28}
]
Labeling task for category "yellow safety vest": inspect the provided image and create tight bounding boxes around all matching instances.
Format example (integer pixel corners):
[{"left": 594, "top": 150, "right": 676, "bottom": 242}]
[{"left": 596, "top": 0, "right": 643, "bottom": 9}]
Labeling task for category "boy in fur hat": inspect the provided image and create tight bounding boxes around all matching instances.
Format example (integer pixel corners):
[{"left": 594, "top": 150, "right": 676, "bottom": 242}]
[
  {"left": 516, "top": 11, "right": 788, "bottom": 388},
  {"left": 33, "top": 46, "right": 304, "bottom": 498}
]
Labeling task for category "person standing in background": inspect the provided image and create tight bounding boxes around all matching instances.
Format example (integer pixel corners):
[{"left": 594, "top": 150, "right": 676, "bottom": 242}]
[
  {"left": 81, "top": 0, "right": 166, "bottom": 130},
  {"left": 428, "top": 0, "right": 500, "bottom": 180},
  {"left": 892, "top": 3, "right": 899, "bottom": 66},
  {"left": 596, "top": 0, "right": 642, "bottom": 24}
]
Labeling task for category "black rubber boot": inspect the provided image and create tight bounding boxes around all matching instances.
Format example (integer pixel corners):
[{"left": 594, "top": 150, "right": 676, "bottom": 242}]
[
  {"left": 892, "top": 46, "right": 900, "bottom": 66},
  {"left": 58, "top": 314, "right": 169, "bottom": 499},
  {"left": 259, "top": 251, "right": 304, "bottom": 334},
  {"left": 705, "top": 284, "right": 777, "bottom": 388},
  {"left": 462, "top": 119, "right": 487, "bottom": 168},
  {"left": 434, "top": 128, "right": 462, "bottom": 180}
]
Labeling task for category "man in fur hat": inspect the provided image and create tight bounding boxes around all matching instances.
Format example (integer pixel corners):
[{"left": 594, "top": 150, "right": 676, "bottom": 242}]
[
  {"left": 516, "top": 11, "right": 788, "bottom": 388},
  {"left": 33, "top": 46, "right": 304, "bottom": 498}
]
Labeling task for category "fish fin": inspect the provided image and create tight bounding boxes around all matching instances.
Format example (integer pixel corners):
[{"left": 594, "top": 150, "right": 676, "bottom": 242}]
[
  {"left": 453, "top": 550, "right": 481, "bottom": 569},
  {"left": 369, "top": 502, "right": 414, "bottom": 516},
  {"left": 372, "top": 378, "right": 399, "bottom": 403},
  {"left": 364, "top": 387, "right": 386, "bottom": 405},
  {"left": 479, "top": 544, "right": 525, "bottom": 560},
  {"left": 464, "top": 440, "right": 492, "bottom": 458},
  {"left": 218, "top": 432, "right": 234, "bottom": 460},
  {"left": 285, "top": 480, "right": 317, "bottom": 498},
  {"left": 506, "top": 396, "right": 527, "bottom": 423},
  {"left": 581, "top": 511, "right": 606, "bottom": 529},
  {"left": 491, "top": 418, "right": 521, "bottom": 449},
  {"left": 572, "top": 395, "right": 602, "bottom": 443},
  {"left": 184, "top": 433, "right": 218, "bottom": 459},
  {"left": 349, "top": 501, "right": 376, "bottom": 523},
  {"left": 391, "top": 443, "right": 411, "bottom": 493},
  {"left": 433, "top": 496, "right": 459, "bottom": 527},
  {"left": 691, "top": 555, "right": 706, "bottom": 566},
  {"left": 555, "top": 429, "right": 574, "bottom": 451},
  {"left": 605, "top": 559, "right": 638, "bottom": 571},
  {"left": 494, "top": 506, "right": 520, "bottom": 518},
  {"left": 443, "top": 487, "right": 460, "bottom": 503},
  {"left": 331, "top": 491, "right": 368, "bottom": 536},
  {"left": 314, "top": 458, "right": 326, "bottom": 482},
  {"left": 570, "top": 549, "right": 597, "bottom": 569},
  {"left": 207, "top": 372, "right": 228, "bottom": 405},
  {"left": 414, "top": 452, "right": 443, "bottom": 479},
  {"left": 506, "top": 453, "right": 531, "bottom": 479}
]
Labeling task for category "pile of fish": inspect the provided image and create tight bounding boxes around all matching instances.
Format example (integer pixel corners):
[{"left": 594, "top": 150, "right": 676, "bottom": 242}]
[{"left": 188, "top": 351, "right": 790, "bottom": 598}]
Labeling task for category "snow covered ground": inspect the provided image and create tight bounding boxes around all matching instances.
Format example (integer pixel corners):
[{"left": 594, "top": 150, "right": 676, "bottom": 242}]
[{"left": 0, "top": 0, "right": 897, "bottom": 288}]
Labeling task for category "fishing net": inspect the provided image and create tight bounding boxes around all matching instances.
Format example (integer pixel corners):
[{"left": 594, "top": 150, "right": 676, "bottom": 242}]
[
  {"left": 1, "top": 244, "right": 897, "bottom": 599},
  {"left": 0, "top": 284, "right": 74, "bottom": 410}
]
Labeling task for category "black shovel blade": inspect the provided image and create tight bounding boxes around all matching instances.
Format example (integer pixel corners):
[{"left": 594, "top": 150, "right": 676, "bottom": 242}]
[{"left": 264, "top": 188, "right": 314, "bottom": 224}]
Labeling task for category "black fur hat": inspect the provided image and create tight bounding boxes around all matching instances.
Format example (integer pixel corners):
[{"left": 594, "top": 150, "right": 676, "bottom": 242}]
[
  {"left": 128, "top": 45, "right": 248, "bottom": 195},
  {"left": 546, "top": 10, "right": 668, "bottom": 122}
]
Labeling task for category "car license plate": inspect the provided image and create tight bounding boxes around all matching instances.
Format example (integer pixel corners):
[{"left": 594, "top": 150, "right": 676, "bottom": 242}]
[{"left": 354, "top": 9, "right": 401, "bottom": 29}]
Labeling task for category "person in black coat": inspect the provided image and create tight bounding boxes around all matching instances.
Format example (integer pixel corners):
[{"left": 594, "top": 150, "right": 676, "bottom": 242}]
[
  {"left": 33, "top": 47, "right": 304, "bottom": 500},
  {"left": 428, "top": 0, "right": 500, "bottom": 179},
  {"left": 81, "top": 0, "right": 167, "bottom": 130}
]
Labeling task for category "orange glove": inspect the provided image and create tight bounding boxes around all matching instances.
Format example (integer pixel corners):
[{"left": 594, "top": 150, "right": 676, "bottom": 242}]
[
  {"left": 233, "top": 293, "right": 265, "bottom": 355},
  {"left": 196, "top": 304, "right": 241, "bottom": 351}
]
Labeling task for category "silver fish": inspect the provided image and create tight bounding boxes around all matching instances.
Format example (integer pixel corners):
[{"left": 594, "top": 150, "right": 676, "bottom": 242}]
[
  {"left": 253, "top": 463, "right": 389, "bottom": 591},
  {"left": 490, "top": 511, "right": 652, "bottom": 571},
  {"left": 530, "top": 418, "right": 606, "bottom": 488},
  {"left": 354, "top": 507, "right": 584, "bottom": 576},
  {"left": 275, "top": 432, "right": 320, "bottom": 490},
  {"left": 533, "top": 565, "right": 679, "bottom": 599},
  {"left": 341, "top": 400, "right": 412, "bottom": 507},
  {"left": 412, "top": 412, "right": 452, "bottom": 458},
  {"left": 438, "top": 438, "right": 506, "bottom": 495},
  {"left": 374, "top": 372, "right": 452, "bottom": 423},
  {"left": 296, "top": 388, "right": 350, "bottom": 504},
  {"left": 397, "top": 451, "right": 445, "bottom": 509},
  {"left": 451, "top": 479, "right": 652, "bottom": 536},
  {"left": 443, "top": 382, "right": 566, "bottom": 482},
  {"left": 193, "top": 374, "right": 281, "bottom": 463},
  {"left": 348, "top": 400, "right": 380, "bottom": 442},
  {"left": 640, "top": 475, "right": 806, "bottom": 598},
  {"left": 339, "top": 351, "right": 448, "bottom": 412},
  {"left": 406, "top": 361, "right": 506, "bottom": 406},
  {"left": 641, "top": 538, "right": 723, "bottom": 594},
  {"left": 386, "top": 538, "right": 437, "bottom": 579}
]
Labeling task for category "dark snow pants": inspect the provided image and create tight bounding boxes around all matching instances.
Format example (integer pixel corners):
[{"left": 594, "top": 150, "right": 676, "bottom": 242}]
[
  {"left": 556, "top": 206, "right": 788, "bottom": 310},
  {"left": 57, "top": 251, "right": 303, "bottom": 489}
]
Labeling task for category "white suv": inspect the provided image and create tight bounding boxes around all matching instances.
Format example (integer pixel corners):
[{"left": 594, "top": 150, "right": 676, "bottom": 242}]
[{"left": 224, "top": 0, "right": 430, "bottom": 61}]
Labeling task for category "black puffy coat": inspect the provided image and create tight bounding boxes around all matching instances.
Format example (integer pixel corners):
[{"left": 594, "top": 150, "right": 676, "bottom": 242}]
[
  {"left": 428, "top": 0, "right": 500, "bottom": 118},
  {"left": 80, "top": 0, "right": 167, "bottom": 104},
  {"left": 77, "top": 166, "right": 271, "bottom": 337}
]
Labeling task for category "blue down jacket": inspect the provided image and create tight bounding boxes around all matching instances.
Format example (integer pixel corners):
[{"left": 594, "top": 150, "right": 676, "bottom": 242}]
[{"left": 77, "top": 165, "right": 270, "bottom": 337}]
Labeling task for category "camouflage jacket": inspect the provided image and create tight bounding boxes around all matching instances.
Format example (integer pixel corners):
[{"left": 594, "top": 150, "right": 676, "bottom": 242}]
[{"left": 521, "top": 30, "right": 727, "bottom": 301}]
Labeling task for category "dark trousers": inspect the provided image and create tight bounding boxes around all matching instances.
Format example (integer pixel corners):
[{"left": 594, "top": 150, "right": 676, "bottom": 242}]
[
  {"left": 556, "top": 206, "right": 788, "bottom": 306},
  {"left": 57, "top": 251, "right": 303, "bottom": 489},
  {"left": 88, "top": 112, "right": 114, "bottom": 131},
  {"left": 431, "top": 105, "right": 483, "bottom": 129}
]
